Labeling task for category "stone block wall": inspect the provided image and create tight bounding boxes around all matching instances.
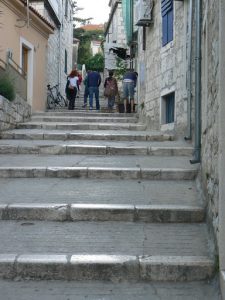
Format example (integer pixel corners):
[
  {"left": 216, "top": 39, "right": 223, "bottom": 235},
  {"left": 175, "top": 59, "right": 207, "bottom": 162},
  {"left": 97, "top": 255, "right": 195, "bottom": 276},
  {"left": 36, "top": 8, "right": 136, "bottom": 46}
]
[
  {"left": 200, "top": 0, "right": 219, "bottom": 246},
  {"left": 0, "top": 95, "right": 31, "bottom": 132},
  {"left": 137, "top": 1, "right": 188, "bottom": 137}
]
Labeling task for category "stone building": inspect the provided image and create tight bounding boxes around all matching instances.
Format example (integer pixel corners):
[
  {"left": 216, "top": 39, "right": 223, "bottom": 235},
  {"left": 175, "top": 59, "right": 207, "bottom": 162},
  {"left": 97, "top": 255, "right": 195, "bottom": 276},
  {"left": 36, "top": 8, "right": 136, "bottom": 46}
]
[
  {"left": 30, "top": 0, "right": 74, "bottom": 96},
  {"left": 104, "top": 0, "right": 127, "bottom": 70},
  {"left": 106, "top": 0, "right": 225, "bottom": 297}
]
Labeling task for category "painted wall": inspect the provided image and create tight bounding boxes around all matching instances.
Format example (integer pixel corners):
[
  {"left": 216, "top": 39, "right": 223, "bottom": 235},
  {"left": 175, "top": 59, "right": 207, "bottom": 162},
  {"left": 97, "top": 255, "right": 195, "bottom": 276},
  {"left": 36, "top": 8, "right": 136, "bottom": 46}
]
[{"left": 0, "top": 1, "right": 53, "bottom": 112}]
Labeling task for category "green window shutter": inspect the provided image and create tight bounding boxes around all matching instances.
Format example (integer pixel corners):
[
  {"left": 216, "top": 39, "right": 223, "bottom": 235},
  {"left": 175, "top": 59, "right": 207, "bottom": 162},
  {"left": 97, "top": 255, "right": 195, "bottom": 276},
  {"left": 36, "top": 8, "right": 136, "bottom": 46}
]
[{"left": 122, "top": 0, "right": 133, "bottom": 44}]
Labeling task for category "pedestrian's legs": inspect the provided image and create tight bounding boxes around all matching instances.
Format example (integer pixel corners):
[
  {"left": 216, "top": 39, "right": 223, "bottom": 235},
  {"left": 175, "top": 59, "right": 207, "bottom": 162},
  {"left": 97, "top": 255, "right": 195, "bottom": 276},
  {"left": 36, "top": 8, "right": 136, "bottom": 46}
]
[
  {"left": 124, "top": 98, "right": 128, "bottom": 113},
  {"left": 89, "top": 87, "right": 94, "bottom": 110},
  {"left": 83, "top": 87, "right": 89, "bottom": 108},
  {"left": 94, "top": 87, "right": 100, "bottom": 110},
  {"left": 130, "top": 99, "right": 134, "bottom": 113},
  {"left": 108, "top": 96, "right": 115, "bottom": 111}
]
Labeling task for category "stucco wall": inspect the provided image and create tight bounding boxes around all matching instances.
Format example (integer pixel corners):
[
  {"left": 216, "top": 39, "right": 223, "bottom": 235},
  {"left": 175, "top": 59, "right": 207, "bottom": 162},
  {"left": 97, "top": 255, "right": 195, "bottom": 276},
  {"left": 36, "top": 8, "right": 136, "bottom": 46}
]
[
  {"left": 0, "top": 1, "right": 51, "bottom": 112},
  {"left": 137, "top": 1, "right": 188, "bottom": 137}
]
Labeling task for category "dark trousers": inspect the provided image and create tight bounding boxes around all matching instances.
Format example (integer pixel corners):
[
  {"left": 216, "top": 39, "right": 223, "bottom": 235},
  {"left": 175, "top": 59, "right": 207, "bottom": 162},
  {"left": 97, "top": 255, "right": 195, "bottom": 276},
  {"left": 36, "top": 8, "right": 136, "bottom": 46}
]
[{"left": 68, "top": 87, "right": 77, "bottom": 110}]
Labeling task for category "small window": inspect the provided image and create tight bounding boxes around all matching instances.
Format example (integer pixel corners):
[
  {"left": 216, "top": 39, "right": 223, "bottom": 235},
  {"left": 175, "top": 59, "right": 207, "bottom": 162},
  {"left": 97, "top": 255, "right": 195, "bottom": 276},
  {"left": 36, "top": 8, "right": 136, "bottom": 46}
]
[
  {"left": 64, "top": 49, "right": 67, "bottom": 74},
  {"left": 162, "top": 92, "right": 175, "bottom": 124},
  {"left": 161, "top": 0, "right": 173, "bottom": 46}
]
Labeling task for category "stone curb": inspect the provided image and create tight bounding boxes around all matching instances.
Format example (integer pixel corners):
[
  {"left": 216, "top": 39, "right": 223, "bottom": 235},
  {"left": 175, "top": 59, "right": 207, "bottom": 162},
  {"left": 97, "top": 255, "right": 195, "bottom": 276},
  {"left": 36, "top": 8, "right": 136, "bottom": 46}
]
[
  {"left": 0, "top": 167, "right": 198, "bottom": 180},
  {"left": 0, "top": 203, "right": 205, "bottom": 222},
  {"left": 0, "top": 145, "right": 193, "bottom": 156},
  {"left": 34, "top": 112, "right": 137, "bottom": 118},
  {"left": 31, "top": 116, "right": 138, "bottom": 124},
  {"left": 1, "top": 132, "right": 174, "bottom": 142},
  {"left": 0, "top": 254, "right": 214, "bottom": 281},
  {"left": 17, "top": 123, "right": 147, "bottom": 131}
]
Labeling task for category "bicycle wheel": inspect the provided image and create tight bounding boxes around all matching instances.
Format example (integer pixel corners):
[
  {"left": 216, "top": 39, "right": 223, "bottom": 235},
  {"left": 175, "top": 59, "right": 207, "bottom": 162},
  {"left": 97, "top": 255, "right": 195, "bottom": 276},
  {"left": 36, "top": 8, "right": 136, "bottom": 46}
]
[
  {"left": 47, "top": 95, "right": 55, "bottom": 109},
  {"left": 57, "top": 94, "right": 68, "bottom": 107}
]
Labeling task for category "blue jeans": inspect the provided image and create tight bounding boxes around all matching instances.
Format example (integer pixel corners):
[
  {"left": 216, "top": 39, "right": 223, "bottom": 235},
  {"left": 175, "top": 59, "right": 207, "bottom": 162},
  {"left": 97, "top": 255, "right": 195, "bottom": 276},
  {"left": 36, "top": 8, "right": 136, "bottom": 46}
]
[
  {"left": 108, "top": 96, "right": 115, "bottom": 109},
  {"left": 89, "top": 86, "right": 100, "bottom": 110}
]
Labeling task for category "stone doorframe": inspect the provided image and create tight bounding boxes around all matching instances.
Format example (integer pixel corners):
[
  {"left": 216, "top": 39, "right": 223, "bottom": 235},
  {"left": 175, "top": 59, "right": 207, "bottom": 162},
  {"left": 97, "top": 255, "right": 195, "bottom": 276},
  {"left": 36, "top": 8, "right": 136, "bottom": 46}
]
[
  {"left": 19, "top": 37, "right": 34, "bottom": 107},
  {"left": 219, "top": 1, "right": 225, "bottom": 298}
]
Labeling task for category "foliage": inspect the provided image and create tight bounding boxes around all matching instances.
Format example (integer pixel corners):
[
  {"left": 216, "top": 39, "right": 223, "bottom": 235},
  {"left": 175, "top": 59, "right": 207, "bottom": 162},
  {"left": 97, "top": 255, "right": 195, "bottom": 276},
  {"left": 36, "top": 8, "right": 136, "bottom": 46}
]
[
  {"left": 114, "top": 58, "right": 127, "bottom": 80},
  {"left": 86, "top": 53, "right": 104, "bottom": 72},
  {"left": 74, "top": 28, "right": 104, "bottom": 67},
  {"left": 0, "top": 74, "right": 15, "bottom": 101}
]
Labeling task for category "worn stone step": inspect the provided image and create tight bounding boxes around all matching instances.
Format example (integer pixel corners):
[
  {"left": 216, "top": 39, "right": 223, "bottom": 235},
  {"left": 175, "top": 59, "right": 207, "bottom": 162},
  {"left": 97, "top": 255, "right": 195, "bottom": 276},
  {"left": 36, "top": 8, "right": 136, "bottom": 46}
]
[
  {"left": 37, "top": 111, "right": 137, "bottom": 117},
  {"left": 0, "top": 140, "right": 193, "bottom": 156},
  {"left": 31, "top": 115, "right": 138, "bottom": 124},
  {"left": 0, "top": 253, "right": 214, "bottom": 281},
  {"left": 0, "top": 278, "right": 220, "bottom": 300},
  {"left": 1, "top": 129, "right": 174, "bottom": 141},
  {"left": 16, "top": 122, "right": 147, "bottom": 131},
  {"left": 0, "top": 178, "right": 200, "bottom": 206},
  {"left": 0, "top": 203, "right": 204, "bottom": 223},
  {"left": 0, "top": 221, "right": 214, "bottom": 281}
]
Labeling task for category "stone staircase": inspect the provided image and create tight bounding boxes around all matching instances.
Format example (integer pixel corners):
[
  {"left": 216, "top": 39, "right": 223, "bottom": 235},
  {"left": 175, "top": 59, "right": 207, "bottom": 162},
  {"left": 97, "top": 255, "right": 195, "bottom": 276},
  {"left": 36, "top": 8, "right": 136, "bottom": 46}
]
[{"left": 0, "top": 109, "right": 220, "bottom": 299}]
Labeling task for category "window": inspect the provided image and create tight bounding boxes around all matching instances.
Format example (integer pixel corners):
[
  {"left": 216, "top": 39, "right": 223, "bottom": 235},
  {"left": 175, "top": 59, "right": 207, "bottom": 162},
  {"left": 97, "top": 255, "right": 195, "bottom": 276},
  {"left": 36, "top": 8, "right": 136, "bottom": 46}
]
[
  {"left": 64, "top": 49, "right": 67, "bottom": 74},
  {"left": 161, "top": 0, "right": 173, "bottom": 46},
  {"left": 162, "top": 92, "right": 175, "bottom": 124}
]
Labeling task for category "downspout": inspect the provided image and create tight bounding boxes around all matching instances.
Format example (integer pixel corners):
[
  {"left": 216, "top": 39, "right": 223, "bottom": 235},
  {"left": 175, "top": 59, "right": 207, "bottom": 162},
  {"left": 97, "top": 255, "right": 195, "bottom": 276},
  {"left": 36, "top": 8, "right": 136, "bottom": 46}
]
[
  {"left": 190, "top": 0, "right": 201, "bottom": 164},
  {"left": 26, "top": 0, "right": 30, "bottom": 28},
  {"left": 184, "top": 0, "right": 193, "bottom": 140},
  {"left": 58, "top": 2, "right": 62, "bottom": 89}
]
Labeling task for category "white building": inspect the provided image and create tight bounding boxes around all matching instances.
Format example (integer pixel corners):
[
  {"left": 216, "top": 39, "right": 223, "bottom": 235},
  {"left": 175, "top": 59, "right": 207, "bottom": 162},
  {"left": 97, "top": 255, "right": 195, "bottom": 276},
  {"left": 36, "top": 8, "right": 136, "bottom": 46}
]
[{"left": 104, "top": 0, "right": 127, "bottom": 70}]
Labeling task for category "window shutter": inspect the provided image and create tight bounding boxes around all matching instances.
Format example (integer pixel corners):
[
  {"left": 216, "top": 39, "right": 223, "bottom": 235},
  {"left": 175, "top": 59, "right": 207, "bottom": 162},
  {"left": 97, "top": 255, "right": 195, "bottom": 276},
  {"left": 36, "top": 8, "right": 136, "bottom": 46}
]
[
  {"left": 162, "top": 15, "right": 168, "bottom": 46},
  {"left": 167, "top": 9, "right": 173, "bottom": 43},
  {"left": 161, "top": 0, "right": 173, "bottom": 16}
]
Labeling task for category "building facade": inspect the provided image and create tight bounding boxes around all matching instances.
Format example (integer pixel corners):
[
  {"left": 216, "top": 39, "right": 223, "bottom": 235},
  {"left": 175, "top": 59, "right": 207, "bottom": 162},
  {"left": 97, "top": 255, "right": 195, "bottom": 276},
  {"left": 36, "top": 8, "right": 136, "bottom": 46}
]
[
  {"left": 30, "top": 0, "right": 74, "bottom": 97},
  {"left": 0, "top": 0, "right": 54, "bottom": 111},
  {"left": 105, "top": 0, "right": 225, "bottom": 297},
  {"left": 104, "top": 0, "right": 127, "bottom": 70}
]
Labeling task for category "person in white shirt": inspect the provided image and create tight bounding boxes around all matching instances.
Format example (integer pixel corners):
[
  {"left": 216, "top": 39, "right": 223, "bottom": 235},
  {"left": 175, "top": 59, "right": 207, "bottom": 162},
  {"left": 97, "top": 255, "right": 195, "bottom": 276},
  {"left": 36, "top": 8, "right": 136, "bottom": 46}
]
[{"left": 66, "top": 70, "right": 79, "bottom": 110}]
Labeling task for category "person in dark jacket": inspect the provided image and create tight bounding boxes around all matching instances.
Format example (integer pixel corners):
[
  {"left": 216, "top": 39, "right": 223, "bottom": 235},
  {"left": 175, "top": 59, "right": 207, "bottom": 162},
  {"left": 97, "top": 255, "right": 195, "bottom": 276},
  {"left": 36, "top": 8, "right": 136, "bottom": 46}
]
[{"left": 87, "top": 71, "right": 101, "bottom": 111}]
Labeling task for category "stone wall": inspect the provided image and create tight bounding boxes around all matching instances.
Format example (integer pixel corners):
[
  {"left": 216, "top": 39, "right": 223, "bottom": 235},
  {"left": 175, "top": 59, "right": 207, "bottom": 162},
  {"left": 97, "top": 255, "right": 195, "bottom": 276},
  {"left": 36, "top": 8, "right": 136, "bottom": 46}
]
[
  {"left": 200, "top": 0, "right": 219, "bottom": 246},
  {"left": 0, "top": 95, "right": 31, "bottom": 132},
  {"left": 137, "top": 1, "right": 189, "bottom": 137}
]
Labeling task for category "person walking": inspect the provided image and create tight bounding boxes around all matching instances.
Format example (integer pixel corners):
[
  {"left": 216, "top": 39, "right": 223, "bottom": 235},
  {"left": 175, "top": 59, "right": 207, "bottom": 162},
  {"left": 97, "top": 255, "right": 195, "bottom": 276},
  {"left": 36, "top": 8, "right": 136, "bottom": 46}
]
[
  {"left": 104, "top": 70, "right": 118, "bottom": 112},
  {"left": 82, "top": 71, "right": 90, "bottom": 108},
  {"left": 66, "top": 69, "right": 79, "bottom": 110},
  {"left": 122, "top": 69, "right": 138, "bottom": 113},
  {"left": 87, "top": 70, "right": 101, "bottom": 111}
]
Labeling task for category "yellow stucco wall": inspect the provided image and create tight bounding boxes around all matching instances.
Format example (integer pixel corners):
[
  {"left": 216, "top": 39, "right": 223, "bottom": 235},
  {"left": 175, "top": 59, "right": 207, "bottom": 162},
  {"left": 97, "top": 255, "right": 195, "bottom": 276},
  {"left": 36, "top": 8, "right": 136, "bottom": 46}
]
[{"left": 0, "top": 1, "right": 53, "bottom": 111}]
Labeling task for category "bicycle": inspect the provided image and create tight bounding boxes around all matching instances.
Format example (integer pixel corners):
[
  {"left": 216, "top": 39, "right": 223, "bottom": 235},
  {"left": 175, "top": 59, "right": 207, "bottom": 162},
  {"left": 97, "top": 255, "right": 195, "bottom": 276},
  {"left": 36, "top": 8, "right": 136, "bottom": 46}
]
[{"left": 47, "top": 84, "right": 68, "bottom": 109}]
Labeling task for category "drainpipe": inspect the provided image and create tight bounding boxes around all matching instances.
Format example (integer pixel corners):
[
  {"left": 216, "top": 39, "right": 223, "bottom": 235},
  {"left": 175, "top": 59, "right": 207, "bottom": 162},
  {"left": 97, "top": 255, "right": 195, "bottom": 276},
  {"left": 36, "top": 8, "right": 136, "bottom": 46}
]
[
  {"left": 190, "top": 0, "right": 201, "bottom": 164},
  {"left": 58, "top": 2, "right": 62, "bottom": 89},
  {"left": 184, "top": 0, "right": 193, "bottom": 140},
  {"left": 26, "top": 0, "right": 30, "bottom": 28}
]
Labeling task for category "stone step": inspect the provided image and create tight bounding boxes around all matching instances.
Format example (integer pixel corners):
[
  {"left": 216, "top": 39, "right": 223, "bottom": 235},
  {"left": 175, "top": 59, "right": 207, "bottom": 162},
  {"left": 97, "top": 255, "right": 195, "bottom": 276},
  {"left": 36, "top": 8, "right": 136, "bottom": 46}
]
[
  {"left": 16, "top": 122, "right": 147, "bottom": 131},
  {"left": 39, "top": 111, "right": 137, "bottom": 117},
  {"left": 0, "top": 278, "right": 220, "bottom": 300},
  {"left": 0, "top": 221, "right": 214, "bottom": 281},
  {"left": 0, "top": 254, "right": 214, "bottom": 282},
  {"left": 1, "top": 129, "right": 174, "bottom": 141},
  {"left": 31, "top": 115, "right": 138, "bottom": 123},
  {"left": 0, "top": 203, "right": 204, "bottom": 223},
  {"left": 0, "top": 140, "right": 193, "bottom": 156},
  {"left": 0, "top": 154, "right": 197, "bottom": 179},
  {"left": 0, "top": 178, "right": 200, "bottom": 206}
]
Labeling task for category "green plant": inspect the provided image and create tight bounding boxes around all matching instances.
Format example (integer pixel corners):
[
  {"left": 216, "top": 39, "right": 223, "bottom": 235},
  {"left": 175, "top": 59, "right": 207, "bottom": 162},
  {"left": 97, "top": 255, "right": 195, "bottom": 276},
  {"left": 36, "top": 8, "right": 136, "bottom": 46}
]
[
  {"left": 86, "top": 53, "right": 104, "bottom": 72},
  {"left": 0, "top": 74, "right": 15, "bottom": 101},
  {"left": 114, "top": 58, "right": 126, "bottom": 80},
  {"left": 140, "top": 101, "right": 145, "bottom": 110}
]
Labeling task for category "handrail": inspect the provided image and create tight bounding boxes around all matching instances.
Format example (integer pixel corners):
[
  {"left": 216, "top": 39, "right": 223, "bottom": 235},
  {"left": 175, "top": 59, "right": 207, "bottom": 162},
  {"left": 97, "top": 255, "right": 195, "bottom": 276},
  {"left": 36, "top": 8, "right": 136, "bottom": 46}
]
[{"left": 7, "top": 55, "right": 26, "bottom": 78}]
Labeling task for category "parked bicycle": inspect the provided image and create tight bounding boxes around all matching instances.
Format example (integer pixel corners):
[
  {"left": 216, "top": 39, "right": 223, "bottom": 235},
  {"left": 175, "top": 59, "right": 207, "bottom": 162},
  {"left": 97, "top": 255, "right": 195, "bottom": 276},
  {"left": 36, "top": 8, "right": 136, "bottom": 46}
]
[{"left": 47, "top": 84, "right": 68, "bottom": 109}]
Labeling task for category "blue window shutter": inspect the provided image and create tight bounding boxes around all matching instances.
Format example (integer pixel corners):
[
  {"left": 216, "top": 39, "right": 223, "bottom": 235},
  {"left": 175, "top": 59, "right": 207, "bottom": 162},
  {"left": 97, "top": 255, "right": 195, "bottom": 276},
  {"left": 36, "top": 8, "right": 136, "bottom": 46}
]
[
  {"left": 162, "top": 15, "right": 168, "bottom": 46},
  {"left": 167, "top": 9, "right": 173, "bottom": 43},
  {"left": 161, "top": 0, "right": 173, "bottom": 46}
]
